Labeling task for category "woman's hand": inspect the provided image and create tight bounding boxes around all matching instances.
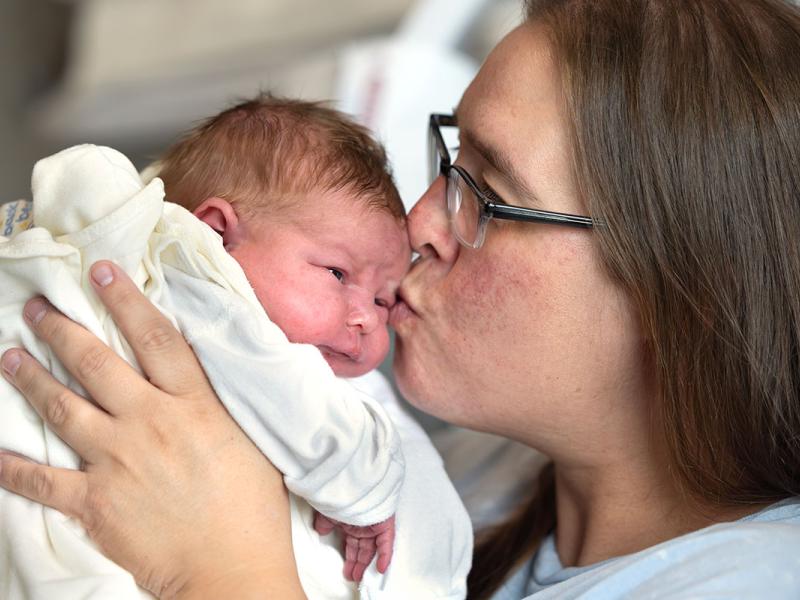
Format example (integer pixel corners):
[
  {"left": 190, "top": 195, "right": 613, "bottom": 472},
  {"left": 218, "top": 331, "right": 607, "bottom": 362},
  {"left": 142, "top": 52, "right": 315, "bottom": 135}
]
[{"left": 0, "top": 261, "right": 304, "bottom": 599}]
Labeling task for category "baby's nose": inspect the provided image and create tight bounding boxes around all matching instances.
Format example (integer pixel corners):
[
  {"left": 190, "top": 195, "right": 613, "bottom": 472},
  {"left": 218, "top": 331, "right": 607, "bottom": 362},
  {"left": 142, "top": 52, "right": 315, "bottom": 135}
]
[{"left": 347, "top": 291, "right": 380, "bottom": 334}]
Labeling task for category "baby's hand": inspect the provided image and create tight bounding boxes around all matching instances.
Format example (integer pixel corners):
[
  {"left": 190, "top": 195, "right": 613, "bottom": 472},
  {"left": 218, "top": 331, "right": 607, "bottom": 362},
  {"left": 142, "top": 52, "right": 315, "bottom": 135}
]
[{"left": 313, "top": 513, "right": 396, "bottom": 582}]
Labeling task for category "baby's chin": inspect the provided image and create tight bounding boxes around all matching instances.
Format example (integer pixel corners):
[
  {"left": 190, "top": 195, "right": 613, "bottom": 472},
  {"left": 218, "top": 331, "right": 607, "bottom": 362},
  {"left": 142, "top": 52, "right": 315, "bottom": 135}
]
[{"left": 318, "top": 346, "right": 384, "bottom": 378}]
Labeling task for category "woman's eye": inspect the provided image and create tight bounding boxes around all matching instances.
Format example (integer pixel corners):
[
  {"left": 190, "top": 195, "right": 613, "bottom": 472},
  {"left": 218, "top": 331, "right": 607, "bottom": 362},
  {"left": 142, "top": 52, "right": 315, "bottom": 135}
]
[
  {"left": 482, "top": 185, "right": 503, "bottom": 203},
  {"left": 327, "top": 267, "right": 345, "bottom": 282},
  {"left": 475, "top": 177, "right": 506, "bottom": 204},
  {"left": 460, "top": 162, "right": 504, "bottom": 204}
]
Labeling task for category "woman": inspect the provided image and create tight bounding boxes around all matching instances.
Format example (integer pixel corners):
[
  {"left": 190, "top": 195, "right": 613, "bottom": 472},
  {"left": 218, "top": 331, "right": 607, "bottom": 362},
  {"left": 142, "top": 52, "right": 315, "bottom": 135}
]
[{"left": 1, "top": 0, "right": 799, "bottom": 597}]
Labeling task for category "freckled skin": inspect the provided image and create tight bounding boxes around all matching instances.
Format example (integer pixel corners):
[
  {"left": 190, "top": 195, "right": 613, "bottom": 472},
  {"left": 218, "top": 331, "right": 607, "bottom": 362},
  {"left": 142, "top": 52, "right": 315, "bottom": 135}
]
[{"left": 392, "top": 24, "right": 647, "bottom": 461}]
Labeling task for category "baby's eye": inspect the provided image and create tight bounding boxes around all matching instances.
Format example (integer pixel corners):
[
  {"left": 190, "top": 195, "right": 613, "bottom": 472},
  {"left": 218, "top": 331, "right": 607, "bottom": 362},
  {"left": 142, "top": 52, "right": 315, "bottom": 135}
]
[{"left": 327, "top": 267, "right": 345, "bottom": 282}]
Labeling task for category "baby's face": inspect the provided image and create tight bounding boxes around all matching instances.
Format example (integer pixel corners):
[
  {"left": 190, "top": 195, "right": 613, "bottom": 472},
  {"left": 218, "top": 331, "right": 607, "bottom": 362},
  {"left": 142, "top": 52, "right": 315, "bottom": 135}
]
[{"left": 229, "top": 191, "right": 410, "bottom": 377}]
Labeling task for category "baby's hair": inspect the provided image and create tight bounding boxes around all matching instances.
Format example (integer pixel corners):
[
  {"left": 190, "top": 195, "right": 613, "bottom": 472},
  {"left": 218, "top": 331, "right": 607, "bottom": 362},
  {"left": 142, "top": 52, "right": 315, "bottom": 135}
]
[{"left": 154, "top": 93, "right": 405, "bottom": 222}]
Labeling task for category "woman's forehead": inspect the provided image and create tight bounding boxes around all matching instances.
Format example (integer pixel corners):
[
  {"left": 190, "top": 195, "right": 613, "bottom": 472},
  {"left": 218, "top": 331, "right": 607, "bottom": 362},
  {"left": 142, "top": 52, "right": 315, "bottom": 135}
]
[
  {"left": 456, "top": 23, "right": 573, "bottom": 208},
  {"left": 458, "top": 23, "right": 556, "bottom": 120},
  {"left": 461, "top": 24, "right": 561, "bottom": 149}
]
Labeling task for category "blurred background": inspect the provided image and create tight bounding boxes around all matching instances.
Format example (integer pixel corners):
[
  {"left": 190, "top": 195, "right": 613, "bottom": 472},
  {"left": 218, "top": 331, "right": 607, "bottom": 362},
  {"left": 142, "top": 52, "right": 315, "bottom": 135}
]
[{"left": 2, "top": 0, "right": 523, "bottom": 208}]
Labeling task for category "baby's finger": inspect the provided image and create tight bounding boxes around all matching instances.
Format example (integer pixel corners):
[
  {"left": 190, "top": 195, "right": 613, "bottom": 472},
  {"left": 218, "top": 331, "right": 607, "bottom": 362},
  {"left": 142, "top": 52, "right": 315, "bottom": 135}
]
[
  {"left": 344, "top": 536, "right": 358, "bottom": 581},
  {"left": 353, "top": 537, "right": 376, "bottom": 582},
  {"left": 87, "top": 261, "right": 209, "bottom": 398},
  {"left": 2, "top": 348, "right": 113, "bottom": 462},
  {"left": 344, "top": 536, "right": 376, "bottom": 582},
  {"left": 375, "top": 522, "right": 396, "bottom": 573},
  {"left": 314, "top": 512, "right": 336, "bottom": 536},
  {"left": 0, "top": 452, "right": 88, "bottom": 521}
]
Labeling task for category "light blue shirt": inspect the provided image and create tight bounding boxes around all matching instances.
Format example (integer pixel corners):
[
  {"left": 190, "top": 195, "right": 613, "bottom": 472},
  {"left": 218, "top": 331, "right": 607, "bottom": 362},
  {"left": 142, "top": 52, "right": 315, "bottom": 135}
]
[{"left": 493, "top": 497, "right": 800, "bottom": 599}]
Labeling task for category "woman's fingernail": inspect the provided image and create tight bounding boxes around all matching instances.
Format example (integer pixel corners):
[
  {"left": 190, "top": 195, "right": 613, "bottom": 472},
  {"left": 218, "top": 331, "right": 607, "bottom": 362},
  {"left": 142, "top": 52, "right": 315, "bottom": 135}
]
[
  {"left": 2, "top": 350, "right": 22, "bottom": 377},
  {"left": 24, "top": 299, "right": 47, "bottom": 326},
  {"left": 91, "top": 263, "right": 114, "bottom": 287}
]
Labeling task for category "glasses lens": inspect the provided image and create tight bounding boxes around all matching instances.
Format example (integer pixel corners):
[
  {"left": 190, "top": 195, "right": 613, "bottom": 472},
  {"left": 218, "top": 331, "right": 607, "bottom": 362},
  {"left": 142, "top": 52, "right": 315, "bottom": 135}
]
[
  {"left": 427, "top": 124, "right": 440, "bottom": 185},
  {"left": 447, "top": 169, "right": 482, "bottom": 248},
  {"left": 429, "top": 119, "right": 460, "bottom": 185}
]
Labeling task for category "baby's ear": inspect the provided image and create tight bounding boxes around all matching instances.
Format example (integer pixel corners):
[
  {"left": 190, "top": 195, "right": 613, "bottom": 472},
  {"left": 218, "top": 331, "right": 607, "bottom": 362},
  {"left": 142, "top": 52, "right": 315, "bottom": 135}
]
[{"left": 193, "top": 197, "right": 244, "bottom": 250}]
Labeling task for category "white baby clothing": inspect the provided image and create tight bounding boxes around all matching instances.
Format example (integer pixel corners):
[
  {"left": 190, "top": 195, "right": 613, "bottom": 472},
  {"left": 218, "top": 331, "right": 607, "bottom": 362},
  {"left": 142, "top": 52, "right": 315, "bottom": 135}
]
[{"left": 0, "top": 145, "right": 472, "bottom": 599}]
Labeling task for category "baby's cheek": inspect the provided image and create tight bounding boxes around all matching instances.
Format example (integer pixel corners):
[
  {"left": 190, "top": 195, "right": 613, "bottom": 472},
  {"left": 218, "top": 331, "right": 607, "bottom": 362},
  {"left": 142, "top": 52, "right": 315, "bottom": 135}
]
[
  {"left": 372, "top": 327, "right": 391, "bottom": 365},
  {"left": 274, "top": 313, "right": 319, "bottom": 345},
  {"left": 358, "top": 327, "right": 391, "bottom": 375}
]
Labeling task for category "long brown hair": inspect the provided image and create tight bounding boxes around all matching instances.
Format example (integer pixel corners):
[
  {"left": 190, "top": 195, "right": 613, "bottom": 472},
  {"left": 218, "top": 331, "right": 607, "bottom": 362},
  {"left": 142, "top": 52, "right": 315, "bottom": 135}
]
[{"left": 469, "top": 1, "right": 800, "bottom": 596}]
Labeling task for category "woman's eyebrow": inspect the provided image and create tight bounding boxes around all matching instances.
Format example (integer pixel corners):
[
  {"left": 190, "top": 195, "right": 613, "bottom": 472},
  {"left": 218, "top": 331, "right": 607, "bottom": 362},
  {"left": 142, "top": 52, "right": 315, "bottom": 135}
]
[{"left": 460, "top": 127, "right": 539, "bottom": 204}]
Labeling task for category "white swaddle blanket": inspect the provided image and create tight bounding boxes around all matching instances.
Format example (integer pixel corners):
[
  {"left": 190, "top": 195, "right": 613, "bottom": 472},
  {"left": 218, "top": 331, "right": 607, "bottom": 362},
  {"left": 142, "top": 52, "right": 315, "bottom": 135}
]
[{"left": 0, "top": 145, "right": 472, "bottom": 599}]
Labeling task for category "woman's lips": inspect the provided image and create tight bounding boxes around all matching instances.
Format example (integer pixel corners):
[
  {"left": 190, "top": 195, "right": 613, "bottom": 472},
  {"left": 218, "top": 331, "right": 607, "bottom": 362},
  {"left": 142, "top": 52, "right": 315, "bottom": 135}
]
[{"left": 389, "top": 297, "right": 415, "bottom": 328}]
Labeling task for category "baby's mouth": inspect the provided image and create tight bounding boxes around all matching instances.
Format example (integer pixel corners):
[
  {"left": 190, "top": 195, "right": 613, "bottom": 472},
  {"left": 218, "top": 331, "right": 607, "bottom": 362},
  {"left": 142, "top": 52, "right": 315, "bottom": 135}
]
[{"left": 318, "top": 345, "right": 361, "bottom": 362}]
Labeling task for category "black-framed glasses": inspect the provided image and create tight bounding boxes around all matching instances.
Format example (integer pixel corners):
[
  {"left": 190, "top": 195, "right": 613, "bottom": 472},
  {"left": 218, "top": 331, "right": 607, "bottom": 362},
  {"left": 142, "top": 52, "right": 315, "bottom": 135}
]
[{"left": 428, "top": 113, "right": 596, "bottom": 249}]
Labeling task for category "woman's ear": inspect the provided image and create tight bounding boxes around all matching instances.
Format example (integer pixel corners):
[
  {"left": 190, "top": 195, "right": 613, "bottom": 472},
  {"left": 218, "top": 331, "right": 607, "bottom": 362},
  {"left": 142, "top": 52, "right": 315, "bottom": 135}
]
[{"left": 193, "top": 197, "right": 245, "bottom": 250}]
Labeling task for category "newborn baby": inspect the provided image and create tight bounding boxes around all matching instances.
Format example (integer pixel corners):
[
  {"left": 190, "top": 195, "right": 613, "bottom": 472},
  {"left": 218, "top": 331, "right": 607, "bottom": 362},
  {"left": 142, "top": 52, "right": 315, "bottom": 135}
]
[{"left": 0, "top": 96, "right": 472, "bottom": 599}]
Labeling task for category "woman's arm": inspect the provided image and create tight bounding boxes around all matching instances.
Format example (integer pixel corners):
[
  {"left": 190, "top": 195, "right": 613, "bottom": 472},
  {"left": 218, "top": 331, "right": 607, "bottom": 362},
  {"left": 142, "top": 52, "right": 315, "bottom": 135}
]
[{"left": 0, "top": 261, "right": 305, "bottom": 599}]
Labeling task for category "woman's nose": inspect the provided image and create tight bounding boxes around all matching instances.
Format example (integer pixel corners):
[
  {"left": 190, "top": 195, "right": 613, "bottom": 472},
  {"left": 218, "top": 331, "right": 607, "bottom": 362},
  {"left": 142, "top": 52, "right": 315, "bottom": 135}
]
[{"left": 407, "top": 176, "right": 460, "bottom": 265}]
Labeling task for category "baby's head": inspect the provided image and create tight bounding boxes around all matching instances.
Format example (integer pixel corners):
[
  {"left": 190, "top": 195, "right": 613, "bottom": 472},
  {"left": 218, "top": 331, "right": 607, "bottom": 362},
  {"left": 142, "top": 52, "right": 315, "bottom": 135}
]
[{"left": 156, "top": 95, "right": 410, "bottom": 377}]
